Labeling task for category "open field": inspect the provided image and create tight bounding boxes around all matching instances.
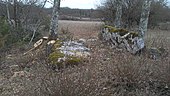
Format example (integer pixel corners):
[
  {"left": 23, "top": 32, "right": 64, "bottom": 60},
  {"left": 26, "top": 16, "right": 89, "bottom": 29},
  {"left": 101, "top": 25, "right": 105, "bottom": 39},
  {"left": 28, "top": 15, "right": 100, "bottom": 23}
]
[
  {"left": 0, "top": 20, "right": 170, "bottom": 96},
  {"left": 145, "top": 29, "right": 170, "bottom": 51},
  {"left": 59, "top": 20, "right": 170, "bottom": 44},
  {"left": 58, "top": 20, "right": 104, "bottom": 39},
  {"left": 58, "top": 20, "right": 170, "bottom": 50}
]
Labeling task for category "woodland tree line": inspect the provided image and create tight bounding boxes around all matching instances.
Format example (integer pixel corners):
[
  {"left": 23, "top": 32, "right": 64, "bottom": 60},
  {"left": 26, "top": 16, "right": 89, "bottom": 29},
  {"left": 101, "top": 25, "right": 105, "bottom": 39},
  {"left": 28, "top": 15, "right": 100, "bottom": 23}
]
[
  {"left": 98, "top": 0, "right": 170, "bottom": 29},
  {"left": 0, "top": 0, "right": 170, "bottom": 50}
]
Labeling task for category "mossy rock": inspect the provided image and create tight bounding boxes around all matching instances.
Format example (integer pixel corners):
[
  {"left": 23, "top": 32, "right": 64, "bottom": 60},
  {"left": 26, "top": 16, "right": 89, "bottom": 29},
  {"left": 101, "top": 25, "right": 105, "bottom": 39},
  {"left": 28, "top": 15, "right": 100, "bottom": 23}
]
[
  {"left": 51, "top": 40, "right": 63, "bottom": 51},
  {"left": 104, "top": 25, "right": 117, "bottom": 32},
  {"left": 54, "top": 40, "right": 63, "bottom": 48},
  {"left": 104, "top": 25, "right": 129, "bottom": 35},
  {"left": 65, "top": 56, "right": 82, "bottom": 67},
  {"left": 48, "top": 51, "right": 82, "bottom": 69},
  {"left": 48, "top": 51, "right": 66, "bottom": 70},
  {"left": 48, "top": 51, "right": 65, "bottom": 64},
  {"left": 104, "top": 25, "right": 119, "bottom": 33},
  {"left": 48, "top": 39, "right": 85, "bottom": 70},
  {"left": 117, "top": 29, "right": 129, "bottom": 36},
  {"left": 129, "top": 32, "right": 139, "bottom": 38}
]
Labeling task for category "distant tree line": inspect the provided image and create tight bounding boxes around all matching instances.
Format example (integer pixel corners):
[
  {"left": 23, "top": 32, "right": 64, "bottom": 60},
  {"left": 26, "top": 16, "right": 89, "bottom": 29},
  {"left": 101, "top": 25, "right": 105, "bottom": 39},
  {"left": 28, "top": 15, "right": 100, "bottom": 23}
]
[
  {"left": 97, "top": 0, "right": 170, "bottom": 29},
  {"left": 44, "top": 7, "right": 101, "bottom": 21}
]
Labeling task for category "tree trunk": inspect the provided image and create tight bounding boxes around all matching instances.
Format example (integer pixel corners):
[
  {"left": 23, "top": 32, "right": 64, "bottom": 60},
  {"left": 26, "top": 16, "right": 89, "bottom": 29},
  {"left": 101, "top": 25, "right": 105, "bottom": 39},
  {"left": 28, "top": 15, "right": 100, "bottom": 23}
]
[
  {"left": 6, "top": 0, "right": 11, "bottom": 25},
  {"left": 49, "top": 0, "right": 60, "bottom": 40},
  {"left": 138, "top": 0, "right": 152, "bottom": 39},
  {"left": 114, "top": 0, "right": 123, "bottom": 28},
  {"left": 14, "top": 0, "right": 17, "bottom": 28},
  {"left": 46, "top": 0, "right": 60, "bottom": 56}
]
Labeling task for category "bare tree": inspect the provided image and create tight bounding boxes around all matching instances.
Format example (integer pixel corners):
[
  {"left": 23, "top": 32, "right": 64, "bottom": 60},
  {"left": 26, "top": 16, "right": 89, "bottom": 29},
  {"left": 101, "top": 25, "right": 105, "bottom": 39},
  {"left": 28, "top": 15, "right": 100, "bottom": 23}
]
[
  {"left": 138, "top": 0, "right": 152, "bottom": 39},
  {"left": 6, "top": 0, "right": 11, "bottom": 26},
  {"left": 48, "top": 0, "right": 60, "bottom": 40},
  {"left": 29, "top": 0, "right": 48, "bottom": 44},
  {"left": 46, "top": 0, "right": 60, "bottom": 56},
  {"left": 13, "top": 0, "right": 17, "bottom": 28},
  {"left": 114, "top": 0, "right": 123, "bottom": 28}
]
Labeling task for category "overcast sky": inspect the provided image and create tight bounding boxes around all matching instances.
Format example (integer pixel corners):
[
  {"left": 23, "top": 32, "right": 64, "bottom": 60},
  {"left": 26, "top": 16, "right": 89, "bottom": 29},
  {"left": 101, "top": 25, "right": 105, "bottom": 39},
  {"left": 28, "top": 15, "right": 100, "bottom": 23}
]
[
  {"left": 46, "top": 0, "right": 170, "bottom": 9},
  {"left": 46, "top": 0, "right": 101, "bottom": 9}
]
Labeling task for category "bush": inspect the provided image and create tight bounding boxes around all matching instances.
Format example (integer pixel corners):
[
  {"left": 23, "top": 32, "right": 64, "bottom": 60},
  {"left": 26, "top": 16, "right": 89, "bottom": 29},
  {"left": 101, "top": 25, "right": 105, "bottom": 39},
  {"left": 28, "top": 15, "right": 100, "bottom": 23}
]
[
  {"left": 0, "top": 17, "right": 10, "bottom": 35},
  {"left": 0, "top": 16, "right": 10, "bottom": 48},
  {"left": 22, "top": 32, "right": 42, "bottom": 43}
]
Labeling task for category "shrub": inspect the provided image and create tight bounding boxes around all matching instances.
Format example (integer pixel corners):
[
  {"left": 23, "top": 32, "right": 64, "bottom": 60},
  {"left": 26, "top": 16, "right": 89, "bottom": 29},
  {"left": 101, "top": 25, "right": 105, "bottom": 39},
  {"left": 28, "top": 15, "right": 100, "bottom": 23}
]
[
  {"left": 0, "top": 17, "right": 10, "bottom": 36},
  {"left": 0, "top": 16, "right": 10, "bottom": 48},
  {"left": 22, "top": 32, "right": 42, "bottom": 42}
]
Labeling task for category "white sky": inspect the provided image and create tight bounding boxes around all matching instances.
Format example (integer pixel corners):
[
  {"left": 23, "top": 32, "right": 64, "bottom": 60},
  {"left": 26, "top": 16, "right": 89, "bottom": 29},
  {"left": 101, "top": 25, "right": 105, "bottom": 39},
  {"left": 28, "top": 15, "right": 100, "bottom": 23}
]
[
  {"left": 46, "top": 0, "right": 101, "bottom": 9},
  {"left": 46, "top": 0, "right": 170, "bottom": 9}
]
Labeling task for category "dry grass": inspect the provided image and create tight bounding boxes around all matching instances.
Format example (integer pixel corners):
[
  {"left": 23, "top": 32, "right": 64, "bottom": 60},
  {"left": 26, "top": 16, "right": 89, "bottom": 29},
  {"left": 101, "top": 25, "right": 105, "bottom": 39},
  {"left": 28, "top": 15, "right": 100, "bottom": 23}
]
[
  {"left": 58, "top": 20, "right": 103, "bottom": 39},
  {"left": 0, "top": 21, "right": 170, "bottom": 96}
]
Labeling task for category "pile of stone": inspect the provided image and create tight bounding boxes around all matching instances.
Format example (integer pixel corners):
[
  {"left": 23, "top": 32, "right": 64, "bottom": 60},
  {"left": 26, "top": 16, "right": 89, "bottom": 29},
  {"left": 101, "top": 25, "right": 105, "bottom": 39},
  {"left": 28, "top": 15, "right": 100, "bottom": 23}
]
[{"left": 100, "top": 25, "right": 144, "bottom": 54}]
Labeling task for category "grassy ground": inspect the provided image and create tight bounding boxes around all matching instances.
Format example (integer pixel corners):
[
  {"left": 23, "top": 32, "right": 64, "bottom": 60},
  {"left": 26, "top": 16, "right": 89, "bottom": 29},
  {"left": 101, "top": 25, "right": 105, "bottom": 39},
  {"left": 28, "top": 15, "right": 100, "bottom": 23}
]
[
  {"left": 0, "top": 20, "right": 170, "bottom": 96},
  {"left": 58, "top": 20, "right": 103, "bottom": 39}
]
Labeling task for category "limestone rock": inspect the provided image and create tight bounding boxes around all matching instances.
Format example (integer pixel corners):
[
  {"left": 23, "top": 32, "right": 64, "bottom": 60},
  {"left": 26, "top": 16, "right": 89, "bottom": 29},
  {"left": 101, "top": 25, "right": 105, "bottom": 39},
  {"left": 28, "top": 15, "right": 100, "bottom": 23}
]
[
  {"left": 100, "top": 25, "right": 144, "bottom": 54},
  {"left": 59, "top": 40, "right": 90, "bottom": 57},
  {"left": 78, "top": 38, "right": 86, "bottom": 44}
]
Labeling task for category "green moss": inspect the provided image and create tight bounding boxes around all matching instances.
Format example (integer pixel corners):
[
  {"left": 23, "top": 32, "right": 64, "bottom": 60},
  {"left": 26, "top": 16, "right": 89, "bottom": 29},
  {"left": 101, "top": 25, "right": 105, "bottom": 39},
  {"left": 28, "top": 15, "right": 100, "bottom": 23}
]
[
  {"left": 54, "top": 40, "right": 62, "bottom": 48},
  {"left": 47, "top": 39, "right": 85, "bottom": 70},
  {"left": 48, "top": 51, "right": 65, "bottom": 65},
  {"left": 66, "top": 56, "right": 82, "bottom": 67},
  {"left": 104, "top": 25, "right": 129, "bottom": 35},
  {"left": 51, "top": 40, "right": 63, "bottom": 51},
  {"left": 104, "top": 25, "right": 117, "bottom": 32},
  {"left": 48, "top": 52, "right": 82, "bottom": 69},
  {"left": 104, "top": 25, "right": 139, "bottom": 38},
  {"left": 117, "top": 29, "right": 129, "bottom": 36},
  {"left": 129, "top": 32, "right": 139, "bottom": 38}
]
